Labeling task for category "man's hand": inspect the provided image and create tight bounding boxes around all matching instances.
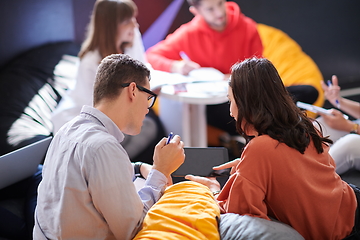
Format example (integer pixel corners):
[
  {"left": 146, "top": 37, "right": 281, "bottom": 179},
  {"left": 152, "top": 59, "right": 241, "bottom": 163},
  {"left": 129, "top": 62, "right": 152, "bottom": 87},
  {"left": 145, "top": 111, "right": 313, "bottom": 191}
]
[
  {"left": 171, "top": 60, "right": 201, "bottom": 75},
  {"left": 152, "top": 135, "right": 185, "bottom": 178},
  {"left": 139, "top": 163, "right": 152, "bottom": 179}
]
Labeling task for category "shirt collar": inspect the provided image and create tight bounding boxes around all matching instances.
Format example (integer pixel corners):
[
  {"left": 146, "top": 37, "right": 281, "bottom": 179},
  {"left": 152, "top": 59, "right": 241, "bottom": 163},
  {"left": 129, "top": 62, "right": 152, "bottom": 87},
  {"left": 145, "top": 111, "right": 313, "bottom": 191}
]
[{"left": 80, "top": 105, "right": 124, "bottom": 143}]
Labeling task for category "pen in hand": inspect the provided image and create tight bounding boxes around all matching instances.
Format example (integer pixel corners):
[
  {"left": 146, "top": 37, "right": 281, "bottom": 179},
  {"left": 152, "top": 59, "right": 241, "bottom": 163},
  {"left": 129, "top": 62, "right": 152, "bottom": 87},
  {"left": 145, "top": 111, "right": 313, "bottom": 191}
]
[
  {"left": 179, "top": 51, "right": 191, "bottom": 61},
  {"left": 327, "top": 80, "right": 340, "bottom": 108},
  {"left": 166, "top": 132, "right": 174, "bottom": 145}
]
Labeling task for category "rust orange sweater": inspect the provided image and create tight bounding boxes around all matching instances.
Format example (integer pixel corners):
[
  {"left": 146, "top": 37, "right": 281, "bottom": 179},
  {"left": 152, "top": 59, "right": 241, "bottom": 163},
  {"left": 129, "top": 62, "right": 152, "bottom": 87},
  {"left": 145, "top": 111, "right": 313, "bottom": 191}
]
[
  {"left": 146, "top": 2, "right": 263, "bottom": 74},
  {"left": 217, "top": 135, "right": 356, "bottom": 240}
]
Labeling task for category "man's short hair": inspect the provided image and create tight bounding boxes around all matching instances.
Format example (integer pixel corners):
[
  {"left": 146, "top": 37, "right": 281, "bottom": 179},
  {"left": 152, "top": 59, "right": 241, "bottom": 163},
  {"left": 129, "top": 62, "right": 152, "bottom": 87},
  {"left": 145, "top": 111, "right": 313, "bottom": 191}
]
[{"left": 93, "top": 54, "right": 150, "bottom": 105}]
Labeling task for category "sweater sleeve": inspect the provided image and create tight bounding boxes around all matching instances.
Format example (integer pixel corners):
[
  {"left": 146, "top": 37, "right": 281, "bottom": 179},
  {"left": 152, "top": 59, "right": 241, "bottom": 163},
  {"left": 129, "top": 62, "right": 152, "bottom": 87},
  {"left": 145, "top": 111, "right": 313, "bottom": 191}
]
[
  {"left": 146, "top": 25, "right": 191, "bottom": 72},
  {"left": 217, "top": 139, "right": 271, "bottom": 220},
  {"left": 217, "top": 170, "right": 270, "bottom": 220}
]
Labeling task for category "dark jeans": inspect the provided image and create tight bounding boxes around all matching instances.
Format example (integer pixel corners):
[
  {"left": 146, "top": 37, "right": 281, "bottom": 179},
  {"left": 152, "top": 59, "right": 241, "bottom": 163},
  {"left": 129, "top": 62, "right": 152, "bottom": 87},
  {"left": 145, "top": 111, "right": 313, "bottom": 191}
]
[
  {"left": 0, "top": 165, "right": 42, "bottom": 240},
  {"left": 343, "top": 184, "right": 360, "bottom": 240},
  {"left": 207, "top": 85, "right": 319, "bottom": 136}
]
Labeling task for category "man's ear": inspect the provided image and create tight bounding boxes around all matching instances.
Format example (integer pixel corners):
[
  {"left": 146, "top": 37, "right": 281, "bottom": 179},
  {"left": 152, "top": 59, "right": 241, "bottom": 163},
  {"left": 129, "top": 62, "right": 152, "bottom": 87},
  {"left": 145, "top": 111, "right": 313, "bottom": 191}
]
[
  {"left": 189, "top": 6, "right": 198, "bottom": 16},
  {"left": 127, "top": 82, "right": 137, "bottom": 101}
]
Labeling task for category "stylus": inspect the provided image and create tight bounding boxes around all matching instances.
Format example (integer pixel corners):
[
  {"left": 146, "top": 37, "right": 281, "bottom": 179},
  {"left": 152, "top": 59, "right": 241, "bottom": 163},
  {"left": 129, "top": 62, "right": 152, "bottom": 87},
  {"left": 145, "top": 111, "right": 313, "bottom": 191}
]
[{"left": 166, "top": 132, "right": 174, "bottom": 145}]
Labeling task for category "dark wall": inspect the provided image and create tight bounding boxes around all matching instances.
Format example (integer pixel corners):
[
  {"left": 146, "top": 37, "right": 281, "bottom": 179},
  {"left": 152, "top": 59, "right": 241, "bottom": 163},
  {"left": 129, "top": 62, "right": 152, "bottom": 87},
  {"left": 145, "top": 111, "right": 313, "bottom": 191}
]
[
  {"left": 1, "top": 0, "right": 359, "bottom": 84},
  {"left": 235, "top": 0, "right": 360, "bottom": 83},
  {"left": 72, "top": 0, "right": 96, "bottom": 44},
  {"left": 0, "top": 0, "right": 75, "bottom": 67}
]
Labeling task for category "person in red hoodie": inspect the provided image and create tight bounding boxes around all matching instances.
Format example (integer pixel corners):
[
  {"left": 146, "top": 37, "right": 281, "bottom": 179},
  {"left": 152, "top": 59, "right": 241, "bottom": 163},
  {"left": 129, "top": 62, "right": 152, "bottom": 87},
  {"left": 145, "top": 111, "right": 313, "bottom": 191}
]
[
  {"left": 146, "top": 0, "right": 319, "bottom": 145},
  {"left": 147, "top": 0, "right": 263, "bottom": 75}
]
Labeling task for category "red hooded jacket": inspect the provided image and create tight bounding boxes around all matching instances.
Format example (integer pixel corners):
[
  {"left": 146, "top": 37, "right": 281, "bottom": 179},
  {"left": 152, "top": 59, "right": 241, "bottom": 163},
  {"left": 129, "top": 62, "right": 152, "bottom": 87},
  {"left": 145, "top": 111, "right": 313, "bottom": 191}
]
[{"left": 146, "top": 1, "right": 263, "bottom": 74}]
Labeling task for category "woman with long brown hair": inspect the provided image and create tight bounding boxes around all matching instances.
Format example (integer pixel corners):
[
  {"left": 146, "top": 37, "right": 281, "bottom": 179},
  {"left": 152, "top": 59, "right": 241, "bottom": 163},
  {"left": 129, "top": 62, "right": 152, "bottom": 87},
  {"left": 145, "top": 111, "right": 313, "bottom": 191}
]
[
  {"left": 52, "top": 0, "right": 163, "bottom": 162},
  {"left": 186, "top": 58, "right": 359, "bottom": 239}
]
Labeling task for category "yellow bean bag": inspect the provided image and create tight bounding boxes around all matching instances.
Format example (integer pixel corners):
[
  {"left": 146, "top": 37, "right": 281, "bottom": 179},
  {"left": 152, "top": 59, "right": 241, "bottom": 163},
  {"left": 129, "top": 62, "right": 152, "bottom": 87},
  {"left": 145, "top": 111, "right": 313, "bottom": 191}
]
[
  {"left": 257, "top": 23, "right": 324, "bottom": 117},
  {"left": 133, "top": 181, "right": 220, "bottom": 240}
]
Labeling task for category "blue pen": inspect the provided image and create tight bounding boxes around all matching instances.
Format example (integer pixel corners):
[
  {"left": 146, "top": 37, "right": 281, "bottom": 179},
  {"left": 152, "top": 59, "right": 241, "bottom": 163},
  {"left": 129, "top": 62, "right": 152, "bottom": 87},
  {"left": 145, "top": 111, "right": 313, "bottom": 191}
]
[
  {"left": 166, "top": 132, "right": 174, "bottom": 145},
  {"left": 327, "top": 80, "right": 340, "bottom": 108},
  {"left": 179, "top": 51, "right": 190, "bottom": 61}
]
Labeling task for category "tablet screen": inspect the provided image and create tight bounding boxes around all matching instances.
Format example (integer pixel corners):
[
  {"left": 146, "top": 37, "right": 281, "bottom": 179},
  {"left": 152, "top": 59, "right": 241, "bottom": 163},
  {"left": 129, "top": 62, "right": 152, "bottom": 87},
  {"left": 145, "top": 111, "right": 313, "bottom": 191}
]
[{"left": 172, "top": 147, "right": 229, "bottom": 177}]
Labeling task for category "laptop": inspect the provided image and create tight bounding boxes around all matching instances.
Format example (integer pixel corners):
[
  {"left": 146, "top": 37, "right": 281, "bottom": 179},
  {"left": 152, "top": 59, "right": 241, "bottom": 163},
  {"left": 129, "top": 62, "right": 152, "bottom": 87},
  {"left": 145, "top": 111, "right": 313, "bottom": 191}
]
[{"left": 0, "top": 136, "right": 52, "bottom": 190}]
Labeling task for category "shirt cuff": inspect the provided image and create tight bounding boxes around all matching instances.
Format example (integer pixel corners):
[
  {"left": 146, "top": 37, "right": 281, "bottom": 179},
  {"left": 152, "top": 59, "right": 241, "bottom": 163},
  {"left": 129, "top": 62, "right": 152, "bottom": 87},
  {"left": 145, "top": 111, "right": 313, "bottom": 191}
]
[{"left": 145, "top": 169, "right": 167, "bottom": 191}]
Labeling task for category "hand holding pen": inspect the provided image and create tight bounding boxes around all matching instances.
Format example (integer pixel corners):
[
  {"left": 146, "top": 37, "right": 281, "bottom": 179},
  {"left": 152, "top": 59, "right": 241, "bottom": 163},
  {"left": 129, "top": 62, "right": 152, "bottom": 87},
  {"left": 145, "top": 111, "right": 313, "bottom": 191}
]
[
  {"left": 171, "top": 51, "right": 200, "bottom": 75},
  {"left": 166, "top": 132, "right": 174, "bottom": 145},
  {"left": 152, "top": 132, "right": 185, "bottom": 179},
  {"left": 320, "top": 75, "right": 341, "bottom": 109}
]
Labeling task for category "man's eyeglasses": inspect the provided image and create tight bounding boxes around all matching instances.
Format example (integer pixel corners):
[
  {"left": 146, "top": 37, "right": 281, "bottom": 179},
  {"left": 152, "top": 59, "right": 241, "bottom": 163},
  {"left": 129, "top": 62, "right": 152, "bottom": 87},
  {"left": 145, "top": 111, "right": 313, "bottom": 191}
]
[{"left": 121, "top": 82, "right": 157, "bottom": 109}]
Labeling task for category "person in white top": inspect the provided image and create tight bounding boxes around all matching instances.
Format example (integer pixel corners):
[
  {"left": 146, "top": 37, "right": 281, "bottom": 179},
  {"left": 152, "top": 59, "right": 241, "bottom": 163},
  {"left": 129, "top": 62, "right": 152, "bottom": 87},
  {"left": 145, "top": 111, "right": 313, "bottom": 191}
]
[
  {"left": 34, "top": 54, "right": 185, "bottom": 240},
  {"left": 51, "top": 0, "right": 161, "bottom": 161},
  {"left": 316, "top": 75, "right": 360, "bottom": 175}
]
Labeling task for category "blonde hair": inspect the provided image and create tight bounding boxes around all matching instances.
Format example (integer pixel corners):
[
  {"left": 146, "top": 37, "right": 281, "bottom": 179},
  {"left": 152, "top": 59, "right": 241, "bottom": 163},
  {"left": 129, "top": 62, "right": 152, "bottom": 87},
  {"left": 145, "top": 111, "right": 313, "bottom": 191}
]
[{"left": 79, "top": 0, "right": 137, "bottom": 59}]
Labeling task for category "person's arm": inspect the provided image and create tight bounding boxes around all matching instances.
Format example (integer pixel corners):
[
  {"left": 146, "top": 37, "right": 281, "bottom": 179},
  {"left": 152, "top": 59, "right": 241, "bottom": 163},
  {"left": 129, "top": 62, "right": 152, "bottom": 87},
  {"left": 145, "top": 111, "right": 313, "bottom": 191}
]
[
  {"left": 135, "top": 162, "right": 173, "bottom": 186},
  {"left": 170, "top": 59, "right": 201, "bottom": 75},
  {"left": 89, "top": 143, "right": 145, "bottom": 239},
  {"left": 184, "top": 159, "right": 241, "bottom": 198},
  {"left": 71, "top": 51, "right": 100, "bottom": 106},
  {"left": 146, "top": 26, "right": 200, "bottom": 74},
  {"left": 89, "top": 134, "right": 183, "bottom": 239},
  {"left": 184, "top": 175, "right": 221, "bottom": 194},
  {"left": 321, "top": 75, "right": 360, "bottom": 119},
  {"left": 136, "top": 134, "right": 185, "bottom": 210},
  {"left": 319, "top": 109, "right": 359, "bottom": 134},
  {"left": 337, "top": 98, "right": 360, "bottom": 119}
]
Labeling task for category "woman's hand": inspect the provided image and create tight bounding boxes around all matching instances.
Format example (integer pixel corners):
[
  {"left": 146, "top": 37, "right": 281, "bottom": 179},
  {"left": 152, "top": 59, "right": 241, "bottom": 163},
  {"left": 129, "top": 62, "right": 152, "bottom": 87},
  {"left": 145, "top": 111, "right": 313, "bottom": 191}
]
[
  {"left": 320, "top": 75, "right": 341, "bottom": 108},
  {"left": 213, "top": 158, "right": 240, "bottom": 175},
  {"left": 319, "top": 109, "right": 354, "bottom": 132},
  {"left": 171, "top": 60, "right": 201, "bottom": 75},
  {"left": 184, "top": 175, "right": 221, "bottom": 193}
]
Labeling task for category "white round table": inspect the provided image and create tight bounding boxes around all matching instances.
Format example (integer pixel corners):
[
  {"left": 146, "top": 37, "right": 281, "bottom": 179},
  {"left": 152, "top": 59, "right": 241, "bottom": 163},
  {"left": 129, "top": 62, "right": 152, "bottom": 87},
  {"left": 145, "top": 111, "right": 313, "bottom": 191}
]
[{"left": 159, "top": 81, "right": 228, "bottom": 147}]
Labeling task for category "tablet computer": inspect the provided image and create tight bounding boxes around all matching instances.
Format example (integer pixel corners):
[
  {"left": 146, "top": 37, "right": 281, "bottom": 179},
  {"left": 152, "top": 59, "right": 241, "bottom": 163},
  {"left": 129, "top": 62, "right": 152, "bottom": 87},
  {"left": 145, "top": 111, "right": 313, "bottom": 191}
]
[{"left": 172, "top": 147, "right": 229, "bottom": 177}]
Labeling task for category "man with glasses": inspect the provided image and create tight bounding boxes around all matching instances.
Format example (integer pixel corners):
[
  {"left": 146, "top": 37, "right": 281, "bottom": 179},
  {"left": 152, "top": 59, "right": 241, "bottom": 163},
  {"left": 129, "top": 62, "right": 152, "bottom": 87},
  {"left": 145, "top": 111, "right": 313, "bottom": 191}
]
[
  {"left": 120, "top": 82, "right": 157, "bottom": 109},
  {"left": 34, "top": 54, "right": 185, "bottom": 239}
]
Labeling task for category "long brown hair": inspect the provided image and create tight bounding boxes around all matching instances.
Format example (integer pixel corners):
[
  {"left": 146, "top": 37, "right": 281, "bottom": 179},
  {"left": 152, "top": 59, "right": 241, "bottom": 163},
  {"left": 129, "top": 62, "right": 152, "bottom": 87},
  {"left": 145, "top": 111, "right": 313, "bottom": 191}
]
[
  {"left": 229, "top": 57, "right": 332, "bottom": 154},
  {"left": 79, "top": 0, "right": 137, "bottom": 59}
]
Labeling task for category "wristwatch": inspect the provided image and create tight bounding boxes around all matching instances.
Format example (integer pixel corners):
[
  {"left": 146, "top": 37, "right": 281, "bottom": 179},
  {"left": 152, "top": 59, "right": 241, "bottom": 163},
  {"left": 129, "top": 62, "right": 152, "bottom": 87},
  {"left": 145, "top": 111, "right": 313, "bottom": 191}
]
[
  {"left": 350, "top": 123, "right": 359, "bottom": 134},
  {"left": 134, "top": 162, "right": 143, "bottom": 178}
]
